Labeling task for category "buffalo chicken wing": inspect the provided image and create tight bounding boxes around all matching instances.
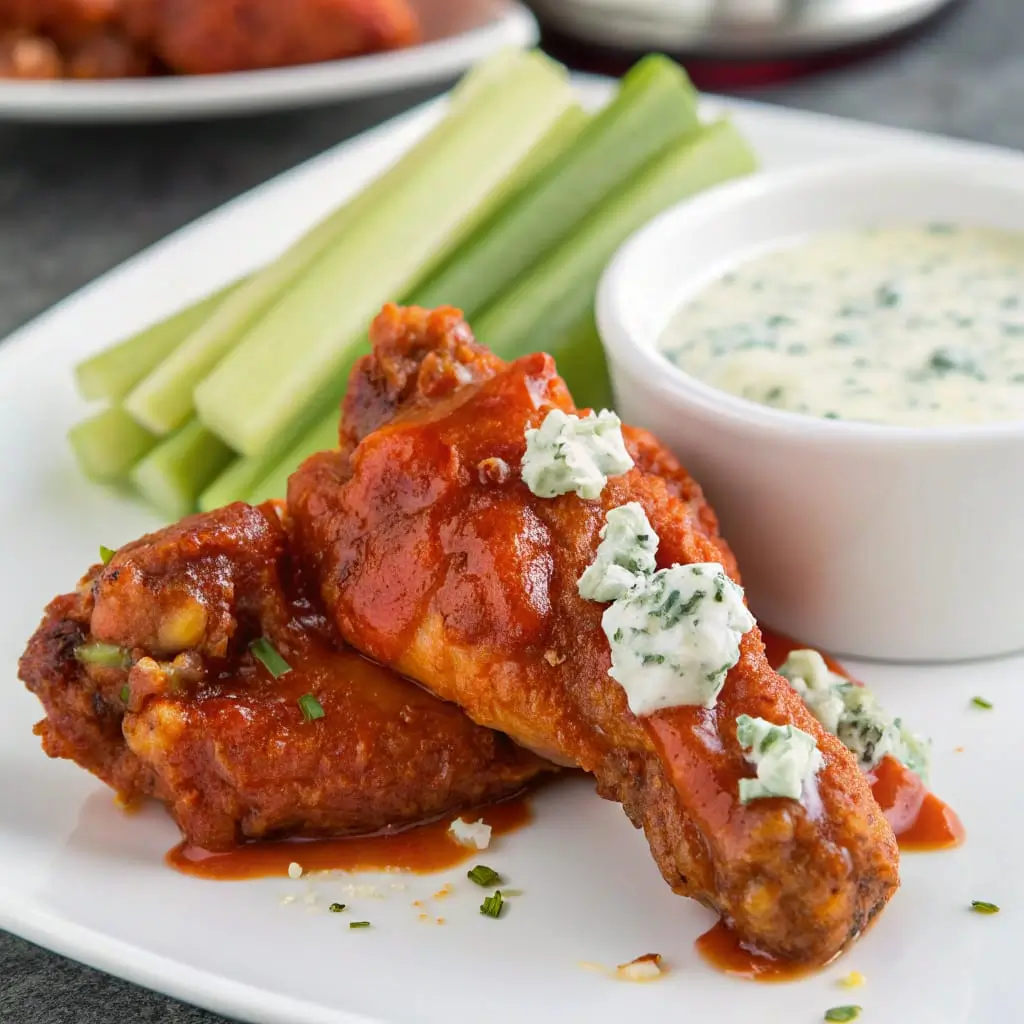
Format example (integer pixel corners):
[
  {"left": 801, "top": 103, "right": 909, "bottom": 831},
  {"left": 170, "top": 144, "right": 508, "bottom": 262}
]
[
  {"left": 288, "top": 304, "right": 900, "bottom": 964},
  {"left": 18, "top": 500, "right": 549, "bottom": 851}
]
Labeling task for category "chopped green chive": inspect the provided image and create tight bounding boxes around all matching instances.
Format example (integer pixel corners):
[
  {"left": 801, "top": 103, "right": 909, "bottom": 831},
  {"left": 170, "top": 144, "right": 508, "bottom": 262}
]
[
  {"left": 971, "top": 696, "right": 993, "bottom": 709},
  {"left": 249, "top": 637, "right": 291, "bottom": 678},
  {"left": 349, "top": 921, "right": 371, "bottom": 929},
  {"left": 74, "top": 642, "right": 131, "bottom": 670},
  {"left": 824, "top": 1009, "right": 862, "bottom": 1023},
  {"left": 467, "top": 865, "right": 501, "bottom": 887},
  {"left": 120, "top": 685, "right": 130, "bottom": 704},
  {"left": 297, "top": 693, "right": 325, "bottom": 722},
  {"left": 480, "top": 890, "right": 505, "bottom": 918},
  {"left": 99, "top": 545, "right": 116, "bottom": 566},
  {"left": 970, "top": 900, "right": 1000, "bottom": 914},
  {"left": 328, "top": 903, "right": 346, "bottom": 913}
]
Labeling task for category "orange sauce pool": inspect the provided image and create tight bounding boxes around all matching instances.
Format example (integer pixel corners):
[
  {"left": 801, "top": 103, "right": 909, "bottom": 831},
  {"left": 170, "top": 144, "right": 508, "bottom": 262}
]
[
  {"left": 761, "top": 627, "right": 964, "bottom": 853},
  {"left": 168, "top": 797, "right": 532, "bottom": 880},
  {"left": 695, "top": 920, "right": 819, "bottom": 983}
]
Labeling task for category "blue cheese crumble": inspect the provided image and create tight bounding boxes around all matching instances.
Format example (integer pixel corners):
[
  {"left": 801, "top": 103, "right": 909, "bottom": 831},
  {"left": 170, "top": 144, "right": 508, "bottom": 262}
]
[
  {"left": 578, "top": 502, "right": 659, "bottom": 602},
  {"left": 736, "top": 714, "right": 823, "bottom": 804},
  {"left": 778, "top": 649, "right": 931, "bottom": 782},
  {"left": 521, "top": 409, "right": 634, "bottom": 499},
  {"left": 601, "top": 562, "right": 755, "bottom": 716}
]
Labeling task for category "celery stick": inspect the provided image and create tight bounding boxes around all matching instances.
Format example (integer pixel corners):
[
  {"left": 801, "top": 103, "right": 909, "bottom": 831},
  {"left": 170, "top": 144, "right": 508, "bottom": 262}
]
[
  {"left": 200, "top": 105, "right": 590, "bottom": 507},
  {"left": 546, "top": 309, "right": 614, "bottom": 412},
  {"left": 130, "top": 419, "right": 234, "bottom": 521},
  {"left": 68, "top": 407, "right": 159, "bottom": 482},
  {"left": 195, "top": 50, "right": 576, "bottom": 456},
  {"left": 74, "top": 281, "right": 243, "bottom": 403},
  {"left": 415, "top": 55, "right": 699, "bottom": 319},
  {"left": 247, "top": 407, "right": 342, "bottom": 505},
  {"left": 197, "top": 386, "right": 343, "bottom": 511},
  {"left": 123, "top": 53, "right": 552, "bottom": 439},
  {"left": 498, "top": 102, "right": 589, "bottom": 204},
  {"left": 476, "top": 120, "right": 758, "bottom": 358}
]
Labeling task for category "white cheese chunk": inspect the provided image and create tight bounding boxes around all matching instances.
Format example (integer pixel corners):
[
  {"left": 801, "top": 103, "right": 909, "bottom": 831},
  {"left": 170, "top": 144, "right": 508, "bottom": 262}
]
[
  {"left": 448, "top": 817, "right": 492, "bottom": 850},
  {"left": 578, "top": 502, "right": 659, "bottom": 602},
  {"left": 735, "top": 714, "right": 823, "bottom": 804},
  {"left": 521, "top": 409, "right": 633, "bottom": 500},
  {"left": 778, "top": 649, "right": 931, "bottom": 782},
  {"left": 602, "top": 562, "right": 755, "bottom": 716}
]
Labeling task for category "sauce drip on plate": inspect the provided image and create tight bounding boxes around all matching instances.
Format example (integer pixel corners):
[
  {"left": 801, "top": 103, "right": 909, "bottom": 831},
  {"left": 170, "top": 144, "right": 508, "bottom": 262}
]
[
  {"left": 168, "top": 797, "right": 532, "bottom": 880},
  {"left": 762, "top": 627, "right": 964, "bottom": 852},
  {"left": 694, "top": 627, "right": 966, "bottom": 983},
  {"left": 867, "top": 754, "right": 965, "bottom": 852},
  {"left": 695, "top": 920, "right": 818, "bottom": 983}
]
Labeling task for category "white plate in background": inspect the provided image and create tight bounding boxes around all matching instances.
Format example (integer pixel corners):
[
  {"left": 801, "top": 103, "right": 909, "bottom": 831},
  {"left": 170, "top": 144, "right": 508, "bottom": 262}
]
[
  {"left": 532, "top": 0, "right": 959, "bottom": 56},
  {"left": 0, "top": 0, "right": 537, "bottom": 121},
  {"left": 0, "top": 79, "right": 1018, "bottom": 1023}
]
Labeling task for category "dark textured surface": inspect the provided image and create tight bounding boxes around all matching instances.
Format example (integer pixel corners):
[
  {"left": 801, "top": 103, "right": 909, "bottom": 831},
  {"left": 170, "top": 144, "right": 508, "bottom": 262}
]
[{"left": 1, "top": 1, "right": 1020, "bottom": 1020}]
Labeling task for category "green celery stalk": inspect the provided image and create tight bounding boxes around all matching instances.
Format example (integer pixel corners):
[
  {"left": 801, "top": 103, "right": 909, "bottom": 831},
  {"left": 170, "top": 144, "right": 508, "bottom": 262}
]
[
  {"left": 475, "top": 120, "right": 758, "bottom": 359},
  {"left": 197, "top": 385, "right": 343, "bottom": 511},
  {"left": 247, "top": 406, "right": 342, "bottom": 504},
  {"left": 130, "top": 419, "right": 235, "bottom": 521},
  {"left": 207, "top": 107, "right": 594, "bottom": 507},
  {"left": 414, "top": 54, "right": 699, "bottom": 319},
  {"left": 75, "top": 280, "right": 243, "bottom": 403},
  {"left": 545, "top": 309, "right": 614, "bottom": 412},
  {"left": 68, "top": 407, "right": 159, "bottom": 482},
  {"left": 120, "top": 51, "right": 515, "bottom": 438},
  {"left": 219, "top": 122, "right": 752, "bottom": 503},
  {"left": 496, "top": 102, "right": 589, "bottom": 206},
  {"left": 194, "top": 50, "right": 576, "bottom": 456}
]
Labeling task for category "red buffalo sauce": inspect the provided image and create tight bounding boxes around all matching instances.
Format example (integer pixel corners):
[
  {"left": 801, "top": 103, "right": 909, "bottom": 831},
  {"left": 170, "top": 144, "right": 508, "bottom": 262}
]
[
  {"left": 693, "top": 627, "right": 964, "bottom": 983},
  {"left": 168, "top": 797, "right": 532, "bottom": 880},
  {"left": 694, "top": 920, "right": 819, "bottom": 983},
  {"left": 761, "top": 627, "right": 964, "bottom": 852}
]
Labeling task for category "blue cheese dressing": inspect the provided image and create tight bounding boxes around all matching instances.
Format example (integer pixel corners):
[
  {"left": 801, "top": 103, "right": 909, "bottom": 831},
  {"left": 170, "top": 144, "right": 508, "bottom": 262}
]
[{"left": 659, "top": 225, "right": 1024, "bottom": 426}]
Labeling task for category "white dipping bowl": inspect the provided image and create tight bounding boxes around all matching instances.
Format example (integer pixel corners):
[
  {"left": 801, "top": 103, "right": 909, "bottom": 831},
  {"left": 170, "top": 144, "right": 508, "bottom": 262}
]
[{"left": 597, "top": 158, "right": 1024, "bottom": 662}]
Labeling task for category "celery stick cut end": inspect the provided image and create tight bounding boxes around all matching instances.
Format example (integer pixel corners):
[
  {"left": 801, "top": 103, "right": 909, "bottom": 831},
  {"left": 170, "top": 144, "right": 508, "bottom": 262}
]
[
  {"left": 130, "top": 422, "right": 235, "bottom": 521},
  {"left": 68, "top": 408, "right": 158, "bottom": 483},
  {"left": 124, "top": 379, "right": 194, "bottom": 437}
]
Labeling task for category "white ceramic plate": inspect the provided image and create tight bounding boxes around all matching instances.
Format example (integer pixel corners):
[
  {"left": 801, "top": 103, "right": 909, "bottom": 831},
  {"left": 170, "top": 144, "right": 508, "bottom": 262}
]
[
  {"left": 531, "top": 0, "right": 958, "bottom": 56},
  {"left": 0, "top": 0, "right": 537, "bottom": 122},
  {"left": 0, "top": 79, "right": 1018, "bottom": 1024}
]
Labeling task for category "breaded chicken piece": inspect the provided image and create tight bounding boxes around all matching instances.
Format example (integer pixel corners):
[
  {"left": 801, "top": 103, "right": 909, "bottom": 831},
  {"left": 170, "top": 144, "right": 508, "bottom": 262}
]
[
  {"left": 120, "top": 0, "right": 420, "bottom": 75},
  {"left": 18, "top": 501, "right": 550, "bottom": 851},
  {"left": 0, "top": 0, "right": 151, "bottom": 78},
  {"left": 288, "top": 304, "right": 899, "bottom": 964}
]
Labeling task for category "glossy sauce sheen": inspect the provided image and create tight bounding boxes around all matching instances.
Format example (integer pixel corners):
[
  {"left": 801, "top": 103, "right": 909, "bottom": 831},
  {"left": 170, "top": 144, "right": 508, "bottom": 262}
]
[
  {"left": 168, "top": 797, "right": 532, "bottom": 880},
  {"left": 761, "top": 627, "right": 964, "bottom": 852},
  {"left": 695, "top": 920, "right": 819, "bottom": 983},
  {"left": 659, "top": 225, "right": 1024, "bottom": 426},
  {"left": 694, "top": 627, "right": 964, "bottom": 981}
]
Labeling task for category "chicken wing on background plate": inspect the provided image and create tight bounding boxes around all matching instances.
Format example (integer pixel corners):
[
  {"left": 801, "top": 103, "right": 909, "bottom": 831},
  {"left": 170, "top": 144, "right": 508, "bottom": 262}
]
[
  {"left": 119, "top": 0, "right": 421, "bottom": 75},
  {"left": 18, "top": 501, "right": 550, "bottom": 852},
  {"left": 0, "top": 0, "right": 152, "bottom": 78},
  {"left": 288, "top": 303, "right": 900, "bottom": 965},
  {"left": 0, "top": 0, "right": 420, "bottom": 78}
]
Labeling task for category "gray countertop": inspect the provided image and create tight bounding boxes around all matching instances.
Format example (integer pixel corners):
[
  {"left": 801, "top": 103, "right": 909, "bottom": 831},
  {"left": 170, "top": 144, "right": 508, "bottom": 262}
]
[{"left": 1, "top": 0, "right": 1019, "bottom": 1020}]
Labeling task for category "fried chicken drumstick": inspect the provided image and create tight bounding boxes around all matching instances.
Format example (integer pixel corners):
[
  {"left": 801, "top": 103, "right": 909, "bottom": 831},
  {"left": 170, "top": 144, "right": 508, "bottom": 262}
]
[
  {"left": 288, "top": 304, "right": 900, "bottom": 965},
  {"left": 18, "top": 500, "right": 549, "bottom": 851},
  {"left": 0, "top": 0, "right": 420, "bottom": 78}
]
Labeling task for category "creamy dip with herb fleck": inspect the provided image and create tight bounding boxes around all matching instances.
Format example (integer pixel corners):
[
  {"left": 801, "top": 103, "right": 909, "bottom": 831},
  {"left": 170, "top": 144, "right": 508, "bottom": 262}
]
[{"left": 659, "top": 224, "right": 1024, "bottom": 426}]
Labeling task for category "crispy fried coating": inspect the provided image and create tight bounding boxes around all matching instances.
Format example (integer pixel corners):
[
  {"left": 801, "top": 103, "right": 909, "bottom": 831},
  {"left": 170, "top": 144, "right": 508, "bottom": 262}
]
[
  {"left": 18, "top": 501, "right": 550, "bottom": 851},
  {"left": 120, "top": 0, "right": 420, "bottom": 75},
  {"left": 0, "top": 0, "right": 419, "bottom": 78},
  {"left": 0, "top": 0, "right": 151, "bottom": 78},
  {"left": 288, "top": 304, "right": 899, "bottom": 964}
]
